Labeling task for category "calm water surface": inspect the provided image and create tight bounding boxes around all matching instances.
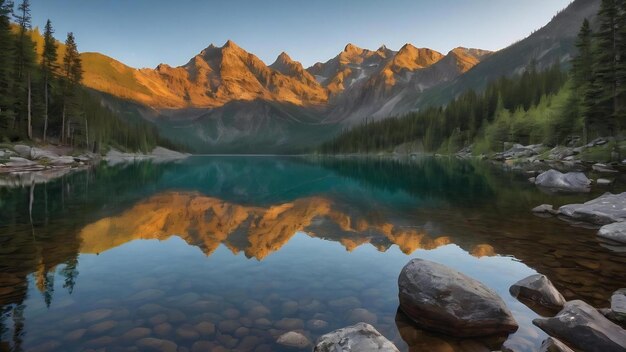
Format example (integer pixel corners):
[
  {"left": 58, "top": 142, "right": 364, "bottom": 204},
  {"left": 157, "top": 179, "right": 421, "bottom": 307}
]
[{"left": 1, "top": 156, "right": 625, "bottom": 352}]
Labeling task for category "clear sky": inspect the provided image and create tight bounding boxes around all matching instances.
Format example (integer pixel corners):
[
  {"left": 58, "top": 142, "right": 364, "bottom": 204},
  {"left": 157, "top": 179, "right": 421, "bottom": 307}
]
[{"left": 29, "top": 0, "right": 573, "bottom": 69}]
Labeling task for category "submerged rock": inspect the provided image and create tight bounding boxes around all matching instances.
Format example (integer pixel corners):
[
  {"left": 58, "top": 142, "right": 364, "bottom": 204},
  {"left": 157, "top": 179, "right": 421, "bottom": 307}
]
[
  {"left": 534, "top": 169, "right": 591, "bottom": 193},
  {"left": 314, "top": 323, "right": 399, "bottom": 352},
  {"left": 611, "top": 288, "right": 626, "bottom": 322},
  {"left": 598, "top": 222, "right": 626, "bottom": 244},
  {"left": 597, "top": 178, "right": 614, "bottom": 186},
  {"left": 533, "top": 300, "right": 626, "bottom": 352},
  {"left": 509, "top": 274, "right": 566, "bottom": 312},
  {"left": 593, "top": 163, "right": 618, "bottom": 173},
  {"left": 559, "top": 192, "right": 626, "bottom": 225},
  {"left": 398, "top": 258, "right": 517, "bottom": 337},
  {"left": 539, "top": 337, "right": 575, "bottom": 352},
  {"left": 277, "top": 331, "right": 311, "bottom": 349},
  {"left": 532, "top": 204, "right": 557, "bottom": 215}
]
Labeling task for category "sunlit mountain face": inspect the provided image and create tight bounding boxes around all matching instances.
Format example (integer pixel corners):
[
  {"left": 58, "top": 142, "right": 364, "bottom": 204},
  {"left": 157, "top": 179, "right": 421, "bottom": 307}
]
[{"left": 1, "top": 156, "right": 624, "bottom": 352}]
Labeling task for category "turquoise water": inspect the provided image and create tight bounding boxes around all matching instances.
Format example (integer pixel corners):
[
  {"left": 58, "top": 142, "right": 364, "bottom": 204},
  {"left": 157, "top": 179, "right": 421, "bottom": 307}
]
[{"left": 0, "top": 156, "right": 624, "bottom": 352}]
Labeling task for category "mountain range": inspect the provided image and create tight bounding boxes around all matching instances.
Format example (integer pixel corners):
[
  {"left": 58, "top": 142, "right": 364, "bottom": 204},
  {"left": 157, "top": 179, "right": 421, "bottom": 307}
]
[{"left": 35, "top": 0, "right": 600, "bottom": 153}]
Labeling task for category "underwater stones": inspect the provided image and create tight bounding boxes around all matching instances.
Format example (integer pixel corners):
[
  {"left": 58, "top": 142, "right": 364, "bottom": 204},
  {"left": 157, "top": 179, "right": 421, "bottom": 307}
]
[
  {"left": 218, "top": 319, "right": 240, "bottom": 334},
  {"left": 539, "top": 337, "right": 575, "bottom": 352},
  {"left": 533, "top": 300, "right": 626, "bottom": 352},
  {"left": 175, "top": 324, "right": 200, "bottom": 340},
  {"left": 254, "top": 318, "right": 272, "bottom": 329},
  {"left": 222, "top": 307, "right": 241, "bottom": 319},
  {"left": 534, "top": 170, "right": 591, "bottom": 193},
  {"left": 328, "top": 296, "right": 361, "bottom": 311},
  {"left": 558, "top": 192, "right": 626, "bottom": 225},
  {"left": 154, "top": 323, "right": 173, "bottom": 337},
  {"left": 129, "top": 288, "right": 164, "bottom": 301},
  {"left": 307, "top": 319, "right": 329, "bottom": 331},
  {"left": 274, "top": 318, "right": 304, "bottom": 330},
  {"left": 136, "top": 337, "right": 178, "bottom": 352},
  {"left": 121, "top": 327, "right": 151, "bottom": 341},
  {"left": 63, "top": 328, "right": 86, "bottom": 342},
  {"left": 87, "top": 320, "right": 117, "bottom": 335},
  {"left": 398, "top": 258, "right": 518, "bottom": 337},
  {"left": 314, "top": 323, "right": 399, "bottom": 352},
  {"left": 248, "top": 305, "right": 271, "bottom": 319},
  {"left": 277, "top": 331, "right": 311, "bottom": 349},
  {"left": 611, "top": 288, "right": 626, "bottom": 322},
  {"left": 532, "top": 204, "right": 557, "bottom": 215},
  {"left": 346, "top": 308, "right": 378, "bottom": 324},
  {"left": 195, "top": 321, "right": 216, "bottom": 336},
  {"left": 509, "top": 274, "right": 566, "bottom": 312},
  {"left": 191, "top": 341, "right": 216, "bottom": 352},
  {"left": 82, "top": 308, "right": 113, "bottom": 323}
]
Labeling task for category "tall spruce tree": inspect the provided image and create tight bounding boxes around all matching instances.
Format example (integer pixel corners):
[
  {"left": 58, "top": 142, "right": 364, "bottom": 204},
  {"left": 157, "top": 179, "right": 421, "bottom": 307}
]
[
  {"left": 13, "top": 0, "right": 35, "bottom": 139},
  {"left": 41, "top": 19, "right": 57, "bottom": 143},
  {"left": 61, "top": 32, "right": 82, "bottom": 144},
  {"left": 0, "top": 0, "right": 14, "bottom": 139},
  {"left": 570, "top": 19, "right": 594, "bottom": 142},
  {"left": 589, "top": 0, "right": 620, "bottom": 135}
]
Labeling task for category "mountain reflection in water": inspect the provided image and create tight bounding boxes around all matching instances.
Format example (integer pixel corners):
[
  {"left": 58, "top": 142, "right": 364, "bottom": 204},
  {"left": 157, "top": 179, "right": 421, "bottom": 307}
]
[{"left": 0, "top": 156, "right": 625, "bottom": 352}]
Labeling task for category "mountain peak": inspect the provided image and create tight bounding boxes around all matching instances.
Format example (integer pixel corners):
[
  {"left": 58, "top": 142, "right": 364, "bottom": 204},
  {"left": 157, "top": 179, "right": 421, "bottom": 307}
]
[
  {"left": 223, "top": 40, "right": 240, "bottom": 49},
  {"left": 276, "top": 51, "right": 292, "bottom": 62},
  {"left": 344, "top": 43, "right": 362, "bottom": 53}
]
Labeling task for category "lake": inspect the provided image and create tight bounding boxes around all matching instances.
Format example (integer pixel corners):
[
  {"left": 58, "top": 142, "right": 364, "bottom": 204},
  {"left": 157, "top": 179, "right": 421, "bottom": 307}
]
[{"left": 1, "top": 156, "right": 624, "bottom": 352}]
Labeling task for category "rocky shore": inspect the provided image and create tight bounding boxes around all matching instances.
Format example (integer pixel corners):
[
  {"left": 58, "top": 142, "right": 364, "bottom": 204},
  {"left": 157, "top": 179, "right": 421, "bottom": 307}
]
[{"left": 0, "top": 144, "right": 189, "bottom": 187}]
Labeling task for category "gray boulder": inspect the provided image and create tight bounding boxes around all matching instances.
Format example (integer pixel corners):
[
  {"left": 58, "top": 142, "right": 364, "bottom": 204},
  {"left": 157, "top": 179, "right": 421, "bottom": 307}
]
[
  {"left": 611, "top": 289, "right": 626, "bottom": 322},
  {"left": 593, "top": 163, "right": 619, "bottom": 173},
  {"left": 598, "top": 222, "right": 626, "bottom": 244},
  {"left": 539, "top": 337, "right": 575, "bottom": 352},
  {"left": 535, "top": 170, "right": 591, "bottom": 193},
  {"left": 509, "top": 274, "right": 566, "bottom": 311},
  {"left": 533, "top": 300, "right": 626, "bottom": 352},
  {"left": 398, "top": 258, "right": 517, "bottom": 337},
  {"left": 559, "top": 192, "right": 626, "bottom": 225},
  {"left": 5, "top": 157, "right": 37, "bottom": 167},
  {"left": 532, "top": 204, "right": 556, "bottom": 215},
  {"left": 597, "top": 178, "right": 614, "bottom": 186},
  {"left": 30, "top": 147, "right": 59, "bottom": 160},
  {"left": 277, "top": 331, "right": 311, "bottom": 349},
  {"left": 314, "top": 323, "right": 399, "bottom": 352},
  {"left": 12, "top": 144, "right": 32, "bottom": 158}
]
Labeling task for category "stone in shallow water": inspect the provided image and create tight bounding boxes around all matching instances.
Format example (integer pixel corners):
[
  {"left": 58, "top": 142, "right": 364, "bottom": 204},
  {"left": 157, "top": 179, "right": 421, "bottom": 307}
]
[
  {"left": 533, "top": 300, "right": 626, "bottom": 352},
  {"left": 121, "top": 327, "right": 151, "bottom": 341},
  {"left": 314, "top": 323, "right": 399, "bottom": 352},
  {"left": 539, "top": 337, "right": 575, "bottom": 352},
  {"left": 87, "top": 320, "right": 117, "bottom": 335},
  {"left": 129, "top": 288, "right": 164, "bottom": 301},
  {"left": 346, "top": 308, "right": 378, "bottom": 324},
  {"left": 136, "top": 337, "right": 178, "bottom": 352},
  {"left": 509, "top": 274, "right": 566, "bottom": 312},
  {"left": 558, "top": 192, "right": 626, "bottom": 225},
  {"left": 611, "top": 288, "right": 626, "bottom": 322},
  {"left": 307, "top": 319, "right": 329, "bottom": 331},
  {"left": 398, "top": 258, "right": 518, "bottom": 337},
  {"left": 328, "top": 296, "right": 361, "bottom": 310},
  {"left": 247, "top": 304, "right": 271, "bottom": 319},
  {"left": 154, "top": 323, "right": 173, "bottom": 337},
  {"left": 175, "top": 324, "right": 200, "bottom": 340},
  {"left": 277, "top": 331, "right": 311, "bottom": 349},
  {"left": 534, "top": 170, "right": 590, "bottom": 193},
  {"left": 218, "top": 319, "right": 240, "bottom": 334},
  {"left": 195, "top": 321, "right": 215, "bottom": 336},
  {"left": 598, "top": 222, "right": 626, "bottom": 244},
  {"left": 63, "top": 328, "right": 86, "bottom": 342},
  {"left": 274, "top": 318, "right": 304, "bottom": 330},
  {"left": 81, "top": 308, "right": 113, "bottom": 323}
]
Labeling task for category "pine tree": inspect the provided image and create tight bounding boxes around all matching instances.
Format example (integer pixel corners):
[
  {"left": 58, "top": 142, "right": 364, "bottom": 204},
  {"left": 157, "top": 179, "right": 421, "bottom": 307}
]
[
  {"left": 61, "top": 32, "right": 82, "bottom": 144},
  {"left": 571, "top": 19, "right": 594, "bottom": 142},
  {"left": 588, "top": 0, "right": 619, "bottom": 135},
  {"left": 616, "top": 0, "right": 626, "bottom": 127},
  {"left": 0, "top": 0, "right": 14, "bottom": 139},
  {"left": 41, "top": 19, "right": 58, "bottom": 143},
  {"left": 13, "top": 0, "right": 36, "bottom": 139}
]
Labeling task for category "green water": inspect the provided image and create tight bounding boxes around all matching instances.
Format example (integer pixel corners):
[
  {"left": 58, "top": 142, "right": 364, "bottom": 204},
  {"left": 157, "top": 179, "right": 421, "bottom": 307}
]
[{"left": 0, "top": 156, "right": 624, "bottom": 352}]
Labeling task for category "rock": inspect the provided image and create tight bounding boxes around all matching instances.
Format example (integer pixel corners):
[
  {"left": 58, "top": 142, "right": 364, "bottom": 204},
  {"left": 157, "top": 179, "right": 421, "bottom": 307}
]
[
  {"left": 534, "top": 170, "right": 591, "bottom": 193},
  {"left": 87, "top": 320, "right": 117, "bottom": 335},
  {"left": 598, "top": 222, "right": 626, "bottom": 244},
  {"left": 274, "top": 318, "right": 304, "bottom": 330},
  {"left": 509, "top": 274, "right": 566, "bottom": 311},
  {"left": 136, "top": 337, "right": 178, "bottom": 352},
  {"left": 597, "top": 178, "right": 614, "bottom": 186},
  {"left": 175, "top": 324, "right": 199, "bottom": 340},
  {"left": 558, "top": 192, "right": 626, "bottom": 225},
  {"left": 82, "top": 309, "right": 113, "bottom": 323},
  {"left": 398, "top": 258, "right": 518, "bottom": 337},
  {"left": 30, "top": 147, "right": 59, "bottom": 160},
  {"left": 328, "top": 296, "right": 361, "bottom": 310},
  {"left": 593, "top": 163, "right": 619, "bottom": 173},
  {"left": 48, "top": 156, "right": 75, "bottom": 166},
  {"left": 533, "top": 300, "right": 626, "bottom": 352},
  {"left": 121, "top": 327, "right": 151, "bottom": 341},
  {"left": 13, "top": 144, "right": 32, "bottom": 158},
  {"left": 611, "top": 288, "right": 626, "bottom": 322},
  {"left": 5, "top": 156, "right": 37, "bottom": 167},
  {"left": 528, "top": 177, "right": 536, "bottom": 183},
  {"left": 307, "top": 319, "right": 329, "bottom": 331},
  {"left": 195, "top": 321, "right": 215, "bottom": 336},
  {"left": 314, "top": 323, "right": 399, "bottom": 352},
  {"left": 346, "top": 308, "right": 377, "bottom": 324},
  {"left": 277, "top": 331, "right": 311, "bottom": 349},
  {"left": 532, "top": 204, "right": 556, "bottom": 215},
  {"left": 539, "top": 337, "right": 575, "bottom": 352},
  {"left": 496, "top": 144, "right": 541, "bottom": 160}
]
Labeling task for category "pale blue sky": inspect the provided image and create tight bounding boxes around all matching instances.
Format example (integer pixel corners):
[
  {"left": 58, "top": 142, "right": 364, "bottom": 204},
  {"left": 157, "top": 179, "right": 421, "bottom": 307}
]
[{"left": 29, "top": 0, "right": 573, "bottom": 69}]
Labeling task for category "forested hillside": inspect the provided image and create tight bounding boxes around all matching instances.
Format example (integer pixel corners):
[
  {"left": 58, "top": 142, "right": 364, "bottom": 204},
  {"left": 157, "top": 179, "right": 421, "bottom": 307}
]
[
  {"left": 319, "top": 0, "right": 626, "bottom": 155},
  {"left": 0, "top": 0, "right": 174, "bottom": 152}
]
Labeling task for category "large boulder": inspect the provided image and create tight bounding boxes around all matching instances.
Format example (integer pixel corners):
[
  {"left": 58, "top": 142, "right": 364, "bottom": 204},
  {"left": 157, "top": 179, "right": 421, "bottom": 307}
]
[
  {"left": 5, "top": 157, "right": 37, "bottom": 167},
  {"left": 30, "top": 147, "right": 59, "bottom": 160},
  {"left": 398, "top": 258, "right": 518, "bottom": 337},
  {"left": 598, "top": 222, "right": 626, "bottom": 244},
  {"left": 534, "top": 169, "right": 591, "bottom": 193},
  {"left": 509, "top": 274, "right": 566, "bottom": 312},
  {"left": 12, "top": 144, "right": 32, "bottom": 158},
  {"left": 533, "top": 300, "right": 626, "bottom": 352},
  {"left": 611, "top": 289, "right": 626, "bottom": 323},
  {"left": 559, "top": 192, "right": 626, "bottom": 225},
  {"left": 313, "top": 323, "right": 399, "bottom": 352},
  {"left": 539, "top": 337, "right": 575, "bottom": 352}
]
